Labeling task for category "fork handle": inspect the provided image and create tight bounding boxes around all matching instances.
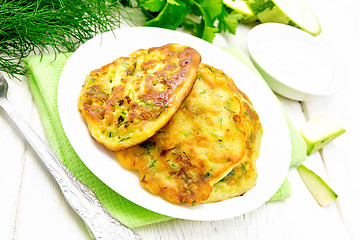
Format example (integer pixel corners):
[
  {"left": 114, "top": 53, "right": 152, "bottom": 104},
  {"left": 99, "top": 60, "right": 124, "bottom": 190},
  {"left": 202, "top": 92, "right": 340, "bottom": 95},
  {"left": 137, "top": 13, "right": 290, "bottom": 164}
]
[{"left": 0, "top": 98, "right": 142, "bottom": 240}]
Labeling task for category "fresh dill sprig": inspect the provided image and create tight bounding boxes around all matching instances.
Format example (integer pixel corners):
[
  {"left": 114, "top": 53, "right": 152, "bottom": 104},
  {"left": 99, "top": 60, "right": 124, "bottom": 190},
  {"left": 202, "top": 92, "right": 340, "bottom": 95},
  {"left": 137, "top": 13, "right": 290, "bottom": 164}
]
[{"left": 0, "top": 0, "right": 133, "bottom": 78}]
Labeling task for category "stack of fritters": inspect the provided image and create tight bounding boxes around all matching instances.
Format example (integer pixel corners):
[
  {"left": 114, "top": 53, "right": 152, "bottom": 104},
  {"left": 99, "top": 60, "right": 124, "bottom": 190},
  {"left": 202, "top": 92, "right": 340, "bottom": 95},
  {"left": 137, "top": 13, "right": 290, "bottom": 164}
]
[{"left": 78, "top": 43, "right": 263, "bottom": 206}]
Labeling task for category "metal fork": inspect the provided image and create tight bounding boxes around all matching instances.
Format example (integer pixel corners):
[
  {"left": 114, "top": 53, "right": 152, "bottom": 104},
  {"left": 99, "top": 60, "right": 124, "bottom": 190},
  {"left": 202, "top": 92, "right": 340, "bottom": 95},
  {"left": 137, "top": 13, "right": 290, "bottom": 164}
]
[{"left": 0, "top": 73, "right": 142, "bottom": 240}]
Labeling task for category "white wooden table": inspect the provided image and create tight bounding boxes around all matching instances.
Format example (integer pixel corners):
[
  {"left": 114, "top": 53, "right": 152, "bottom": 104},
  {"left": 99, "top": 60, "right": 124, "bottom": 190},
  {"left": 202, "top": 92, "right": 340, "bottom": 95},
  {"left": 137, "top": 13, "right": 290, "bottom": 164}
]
[{"left": 1, "top": 0, "right": 360, "bottom": 239}]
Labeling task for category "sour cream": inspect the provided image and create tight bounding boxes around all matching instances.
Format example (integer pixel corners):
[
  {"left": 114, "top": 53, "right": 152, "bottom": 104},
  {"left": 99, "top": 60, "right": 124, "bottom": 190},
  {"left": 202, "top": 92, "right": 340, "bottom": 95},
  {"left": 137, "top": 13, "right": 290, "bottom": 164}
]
[{"left": 248, "top": 23, "right": 336, "bottom": 100}]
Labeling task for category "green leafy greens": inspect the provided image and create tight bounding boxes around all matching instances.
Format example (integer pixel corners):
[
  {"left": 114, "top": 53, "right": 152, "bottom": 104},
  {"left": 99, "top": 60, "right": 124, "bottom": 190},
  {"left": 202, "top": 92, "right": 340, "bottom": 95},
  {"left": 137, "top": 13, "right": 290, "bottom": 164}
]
[
  {"left": 0, "top": 0, "right": 244, "bottom": 78},
  {"left": 0, "top": 0, "right": 132, "bottom": 78},
  {"left": 135, "top": 0, "right": 243, "bottom": 42}
]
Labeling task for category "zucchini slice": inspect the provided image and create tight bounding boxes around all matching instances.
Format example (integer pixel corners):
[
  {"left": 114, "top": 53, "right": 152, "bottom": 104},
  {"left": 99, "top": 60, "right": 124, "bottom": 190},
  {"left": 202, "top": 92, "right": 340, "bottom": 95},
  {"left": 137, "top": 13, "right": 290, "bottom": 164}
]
[
  {"left": 297, "top": 164, "right": 338, "bottom": 207},
  {"left": 223, "top": 0, "right": 257, "bottom": 23},
  {"left": 245, "top": 0, "right": 321, "bottom": 35},
  {"left": 300, "top": 115, "right": 345, "bottom": 155},
  {"left": 223, "top": 0, "right": 253, "bottom": 15}
]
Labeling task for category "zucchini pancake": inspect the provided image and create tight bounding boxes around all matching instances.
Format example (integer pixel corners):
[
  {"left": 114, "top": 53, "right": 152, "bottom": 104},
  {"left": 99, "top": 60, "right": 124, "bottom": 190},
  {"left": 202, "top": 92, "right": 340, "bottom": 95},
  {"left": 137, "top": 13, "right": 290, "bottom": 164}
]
[
  {"left": 115, "top": 63, "right": 263, "bottom": 206},
  {"left": 78, "top": 43, "right": 201, "bottom": 151}
]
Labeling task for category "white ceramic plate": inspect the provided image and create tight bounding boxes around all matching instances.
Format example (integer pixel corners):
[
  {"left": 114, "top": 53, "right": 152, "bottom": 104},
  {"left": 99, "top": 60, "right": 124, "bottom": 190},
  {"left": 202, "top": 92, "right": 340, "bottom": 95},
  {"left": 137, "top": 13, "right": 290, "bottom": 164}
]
[
  {"left": 58, "top": 27, "right": 291, "bottom": 221},
  {"left": 248, "top": 23, "right": 337, "bottom": 101}
]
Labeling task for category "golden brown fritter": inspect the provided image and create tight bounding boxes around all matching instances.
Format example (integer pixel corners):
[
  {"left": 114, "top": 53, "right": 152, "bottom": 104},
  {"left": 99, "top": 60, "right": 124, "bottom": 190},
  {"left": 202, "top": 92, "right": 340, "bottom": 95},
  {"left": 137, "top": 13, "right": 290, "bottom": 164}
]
[
  {"left": 78, "top": 43, "right": 201, "bottom": 151},
  {"left": 115, "top": 63, "right": 263, "bottom": 206},
  {"left": 205, "top": 112, "right": 262, "bottom": 203}
]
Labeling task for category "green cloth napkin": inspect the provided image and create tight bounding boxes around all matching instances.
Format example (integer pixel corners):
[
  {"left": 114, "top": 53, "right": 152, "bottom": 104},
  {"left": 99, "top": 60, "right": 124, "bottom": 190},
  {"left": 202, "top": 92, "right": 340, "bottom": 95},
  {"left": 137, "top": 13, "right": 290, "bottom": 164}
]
[{"left": 23, "top": 47, "right": 306, "bottom": 228}]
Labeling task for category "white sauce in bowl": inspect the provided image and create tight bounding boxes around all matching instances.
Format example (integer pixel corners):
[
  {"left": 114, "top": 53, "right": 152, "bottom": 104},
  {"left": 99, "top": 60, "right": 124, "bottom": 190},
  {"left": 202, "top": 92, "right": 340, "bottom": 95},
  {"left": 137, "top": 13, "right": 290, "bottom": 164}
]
[
  {"left": 248, "top": 23, "right": 337, "bottom": 100},
  {"left": 253, "top": 39, "right": 333, "bottom": 93}
]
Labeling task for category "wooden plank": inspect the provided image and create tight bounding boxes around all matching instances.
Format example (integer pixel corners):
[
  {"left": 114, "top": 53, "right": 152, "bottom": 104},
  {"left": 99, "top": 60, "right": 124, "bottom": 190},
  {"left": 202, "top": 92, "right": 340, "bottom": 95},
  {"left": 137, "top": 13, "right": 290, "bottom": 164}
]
[
  {"left": 11, "top": 87, "right": 90, "bottom": 240},
  {"left": 4, "top": 71, "right": 348, "bottom": 240},
  {"left": 300, "top": 0, "right": 360, "bottom": 238},
  {"left": 302, "top": 94, "right": 360, "bottom": 240},
  {"left": 3, "top": 0, "right": 357, "bottom": 237},
  {"left": 0, "top": 75, "right": 33, "bottom": 240}
]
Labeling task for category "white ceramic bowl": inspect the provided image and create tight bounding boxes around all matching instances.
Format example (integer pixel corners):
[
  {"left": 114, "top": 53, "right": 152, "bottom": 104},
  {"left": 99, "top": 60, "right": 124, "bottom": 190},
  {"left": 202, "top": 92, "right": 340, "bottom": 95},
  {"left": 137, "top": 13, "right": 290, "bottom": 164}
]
[{"left": 248, "top": 23, "right": 337, "bottom": 101}]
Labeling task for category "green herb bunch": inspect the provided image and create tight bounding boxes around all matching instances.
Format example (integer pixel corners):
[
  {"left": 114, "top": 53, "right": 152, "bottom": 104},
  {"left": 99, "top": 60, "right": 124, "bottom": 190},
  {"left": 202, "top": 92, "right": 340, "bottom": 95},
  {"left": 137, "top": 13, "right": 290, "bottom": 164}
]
[
  {"left": 130, "top": 0, "right": 243, "bottom": 43},
  {"left": 0, "top": 0, "right": 243, "bottom": 78},
  {"left": 0, "top": 0, "right": 131, "bottom": 78}
]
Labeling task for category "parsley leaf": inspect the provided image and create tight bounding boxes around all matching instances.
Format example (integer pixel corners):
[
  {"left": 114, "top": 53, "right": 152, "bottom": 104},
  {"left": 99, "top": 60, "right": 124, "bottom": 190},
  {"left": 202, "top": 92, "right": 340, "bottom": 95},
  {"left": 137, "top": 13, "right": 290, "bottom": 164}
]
[
  {"left": 136, "top": 0, "right": 241, "bottom": 43},
  {"left": 218, "top": 10, "right": 244, "bottom": 35},
  {"left": 200, "top": 0, "right": 223, "bottom": 21},
  {"left": 140, "top": 0, "right": 166, "bottom": 12},
  {"left": 202, "top": 25, "right": 218, "bottom": 42},
  {"left": 143, "top": 1, "right": 188, "bottom": 30}
]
